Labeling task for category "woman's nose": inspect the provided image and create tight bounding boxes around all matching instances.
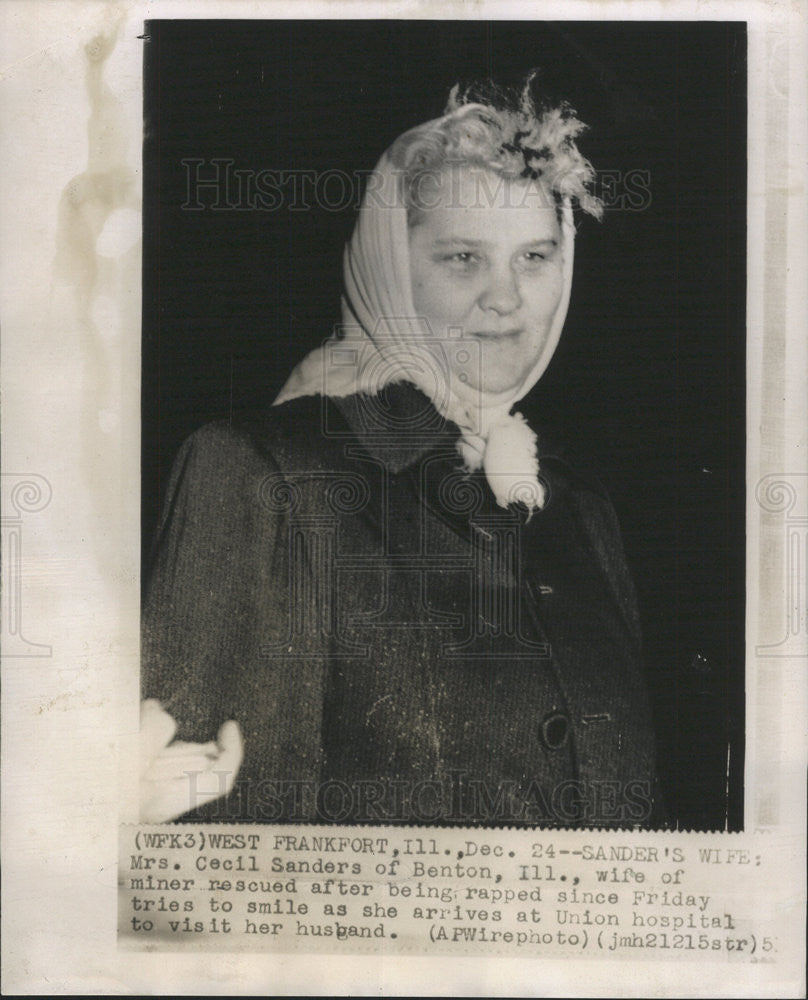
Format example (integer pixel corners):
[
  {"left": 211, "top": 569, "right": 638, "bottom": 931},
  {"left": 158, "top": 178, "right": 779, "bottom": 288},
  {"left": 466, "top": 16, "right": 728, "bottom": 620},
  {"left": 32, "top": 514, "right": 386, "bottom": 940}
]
[{"left": 478, "top": 265, "right": 521, "bottom": 315}]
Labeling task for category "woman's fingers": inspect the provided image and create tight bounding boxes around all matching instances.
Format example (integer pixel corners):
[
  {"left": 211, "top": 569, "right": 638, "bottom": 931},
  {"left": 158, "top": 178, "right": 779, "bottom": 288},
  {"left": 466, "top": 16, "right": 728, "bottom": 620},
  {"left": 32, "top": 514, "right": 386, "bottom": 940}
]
[
  {"left": 145, "top": 750, "right": 220, "bottom": 782},
  {"left": 138, "top": 715, "right": 245, "bottom": 823},
  {"left": 159, "top": 740, "right": 219, "bottom": 756}
]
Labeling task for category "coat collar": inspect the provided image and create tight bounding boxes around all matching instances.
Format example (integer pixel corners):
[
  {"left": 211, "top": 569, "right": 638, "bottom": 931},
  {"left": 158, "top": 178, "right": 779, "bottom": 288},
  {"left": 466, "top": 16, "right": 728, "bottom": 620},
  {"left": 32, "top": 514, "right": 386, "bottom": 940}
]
[
  {"left": 331, "top": 381, "right": 609, "bottom": 499},
  {"left": 331, "top": 382, "right": 459, "bottom": 474}
]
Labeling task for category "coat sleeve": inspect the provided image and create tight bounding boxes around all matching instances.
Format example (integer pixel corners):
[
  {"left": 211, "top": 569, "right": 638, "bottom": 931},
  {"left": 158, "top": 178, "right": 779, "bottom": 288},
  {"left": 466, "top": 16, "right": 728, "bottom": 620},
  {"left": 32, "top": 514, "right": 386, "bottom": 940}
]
[
  {"left": 141, "top": 422, "right": 288, "bottom": 743},
  {"left": 141, "top": 419, "right": 330, "bottom": 821}
]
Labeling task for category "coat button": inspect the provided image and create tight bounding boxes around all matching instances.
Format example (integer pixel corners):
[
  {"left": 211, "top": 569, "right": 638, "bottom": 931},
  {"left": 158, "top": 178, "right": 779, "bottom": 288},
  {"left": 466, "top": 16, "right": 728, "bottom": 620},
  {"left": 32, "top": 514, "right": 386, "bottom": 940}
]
[{"left": 540, "top": 712, "right": 569, "bottom": 750}]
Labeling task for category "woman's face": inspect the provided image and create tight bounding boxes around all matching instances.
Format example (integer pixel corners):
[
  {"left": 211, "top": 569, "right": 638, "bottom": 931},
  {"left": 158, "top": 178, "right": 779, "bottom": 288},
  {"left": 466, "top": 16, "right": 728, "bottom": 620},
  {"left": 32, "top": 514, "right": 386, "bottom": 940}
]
[{"left": 408, "top": 166, "right": 564, "bottom": 397}]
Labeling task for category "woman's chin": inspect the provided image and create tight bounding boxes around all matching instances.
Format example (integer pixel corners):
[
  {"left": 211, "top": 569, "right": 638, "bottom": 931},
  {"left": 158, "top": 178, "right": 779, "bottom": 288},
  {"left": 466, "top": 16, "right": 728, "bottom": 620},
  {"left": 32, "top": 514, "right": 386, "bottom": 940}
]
[
  {"left": 451, "top": 368, "right": 527, "bottom": 397},
  {"left": 475, "top": 338, "right": 546, "bottom": 396}
]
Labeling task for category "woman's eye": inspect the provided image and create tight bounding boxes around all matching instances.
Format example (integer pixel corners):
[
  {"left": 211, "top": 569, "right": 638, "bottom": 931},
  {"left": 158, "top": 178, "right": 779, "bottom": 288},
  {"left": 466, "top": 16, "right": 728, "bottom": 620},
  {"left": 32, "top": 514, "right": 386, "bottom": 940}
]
[{"left": 438, "top": 251, "right": 481, "bottom": 272}]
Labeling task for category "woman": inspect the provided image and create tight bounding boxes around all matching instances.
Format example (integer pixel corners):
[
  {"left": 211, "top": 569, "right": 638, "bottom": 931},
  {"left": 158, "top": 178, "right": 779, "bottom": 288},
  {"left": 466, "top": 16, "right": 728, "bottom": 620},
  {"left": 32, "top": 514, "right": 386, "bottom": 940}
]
[{"left": 140, "top": 78, "right": 663, "bottom": 828}]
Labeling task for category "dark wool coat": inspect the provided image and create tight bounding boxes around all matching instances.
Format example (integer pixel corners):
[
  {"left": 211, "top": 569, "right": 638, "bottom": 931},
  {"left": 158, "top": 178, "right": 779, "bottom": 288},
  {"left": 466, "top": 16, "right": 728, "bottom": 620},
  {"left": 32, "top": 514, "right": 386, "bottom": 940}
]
[{"left": 142, "top": 383, "right": 664, "bottom": 827}]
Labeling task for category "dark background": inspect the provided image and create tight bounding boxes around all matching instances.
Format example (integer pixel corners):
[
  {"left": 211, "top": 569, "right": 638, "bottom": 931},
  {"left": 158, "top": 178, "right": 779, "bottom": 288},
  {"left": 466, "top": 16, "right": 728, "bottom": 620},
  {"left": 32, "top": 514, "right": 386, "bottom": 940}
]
[{"left": 142, "top": 20, "right": 746, "bottom": 831}]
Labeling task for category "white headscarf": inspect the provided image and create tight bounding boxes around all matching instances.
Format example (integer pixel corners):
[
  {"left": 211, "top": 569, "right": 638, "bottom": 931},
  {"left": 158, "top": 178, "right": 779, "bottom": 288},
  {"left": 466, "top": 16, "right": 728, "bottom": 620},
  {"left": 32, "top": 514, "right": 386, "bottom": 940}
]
[{"left": 274, "top": 106, "right": 576, "bottom": 513}]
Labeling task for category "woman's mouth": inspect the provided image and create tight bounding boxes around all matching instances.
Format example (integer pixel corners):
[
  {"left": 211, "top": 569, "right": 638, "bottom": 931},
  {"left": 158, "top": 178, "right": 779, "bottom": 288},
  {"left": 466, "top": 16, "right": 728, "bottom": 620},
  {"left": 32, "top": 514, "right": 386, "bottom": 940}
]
[{"left": 469, "top": 327, "right": 523, "bottom": 342}]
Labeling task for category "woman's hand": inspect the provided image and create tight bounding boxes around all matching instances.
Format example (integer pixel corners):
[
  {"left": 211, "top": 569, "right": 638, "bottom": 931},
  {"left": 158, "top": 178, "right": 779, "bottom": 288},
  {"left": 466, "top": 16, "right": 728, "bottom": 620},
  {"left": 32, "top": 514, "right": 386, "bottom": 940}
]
[{"left": 139, "top": 699, "right": 244, "bottom": 823}]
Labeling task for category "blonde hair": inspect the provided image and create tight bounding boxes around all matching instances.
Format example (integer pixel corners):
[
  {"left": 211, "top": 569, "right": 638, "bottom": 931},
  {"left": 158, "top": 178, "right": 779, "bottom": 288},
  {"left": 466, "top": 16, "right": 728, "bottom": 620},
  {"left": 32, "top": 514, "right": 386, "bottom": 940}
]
[{"left": 390, "top": 72, "right": 603, "bottom": 223}]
